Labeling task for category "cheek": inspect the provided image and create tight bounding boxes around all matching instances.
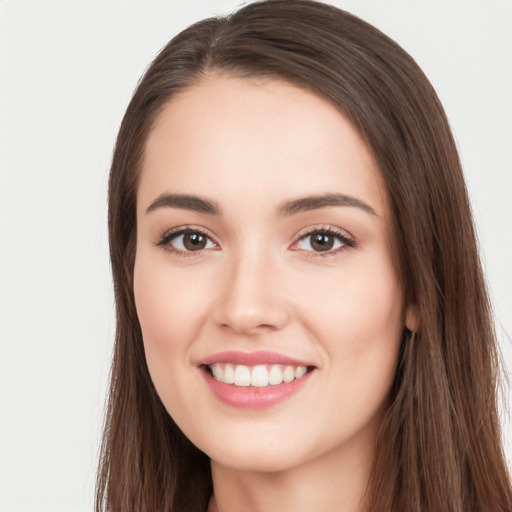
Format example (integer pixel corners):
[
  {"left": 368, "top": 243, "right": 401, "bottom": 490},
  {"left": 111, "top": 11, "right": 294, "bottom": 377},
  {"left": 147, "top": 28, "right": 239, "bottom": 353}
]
[
  {"left": 314, "top": 251, "right": 403, "bottom": 336},
  {"left": 133, "top": 253, "right": 199, "bottom": 379},
  {"left": 132, "top": 252, "right": 207, "bottom": 421},
  {"left": 302, "top": 261, "right": 404, "bottom": 436},
  {"left": 296, "top": 255, "right": 404, "bottom": 384},
  {"left": 133, "top": 263, "right": 175, "bottom": 356},
  {"left": 133, "top": 252, "right": 209, "bottom": 347}
]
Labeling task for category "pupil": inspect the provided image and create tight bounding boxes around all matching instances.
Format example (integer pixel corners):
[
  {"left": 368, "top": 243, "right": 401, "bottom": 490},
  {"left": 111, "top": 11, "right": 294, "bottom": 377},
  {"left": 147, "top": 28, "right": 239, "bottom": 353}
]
[
  {"left": 312, "top": 233, "right": 334, "bottom": 251},
  {"left": 184, "top": 232, "right": 206, "bottom": 251}
]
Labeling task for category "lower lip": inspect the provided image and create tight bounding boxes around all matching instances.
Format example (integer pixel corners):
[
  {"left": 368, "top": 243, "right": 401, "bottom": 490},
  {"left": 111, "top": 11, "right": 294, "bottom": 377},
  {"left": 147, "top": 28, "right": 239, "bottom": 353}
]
[{"left": 201, "top": 368, "right": 313, "bottom": 409}]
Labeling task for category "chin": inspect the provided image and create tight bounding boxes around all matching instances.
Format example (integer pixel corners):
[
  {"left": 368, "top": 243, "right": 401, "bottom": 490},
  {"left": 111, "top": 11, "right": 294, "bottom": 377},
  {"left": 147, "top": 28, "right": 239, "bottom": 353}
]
[{"left": 207, "top": 444, "right": 305, "bottom": 473}]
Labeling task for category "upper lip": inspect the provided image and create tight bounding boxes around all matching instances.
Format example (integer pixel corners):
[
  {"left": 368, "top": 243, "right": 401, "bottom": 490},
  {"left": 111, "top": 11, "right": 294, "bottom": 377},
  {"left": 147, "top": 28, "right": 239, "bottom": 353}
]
[{"left": 199, "top": 350, "right": 314, "bottom": 367}]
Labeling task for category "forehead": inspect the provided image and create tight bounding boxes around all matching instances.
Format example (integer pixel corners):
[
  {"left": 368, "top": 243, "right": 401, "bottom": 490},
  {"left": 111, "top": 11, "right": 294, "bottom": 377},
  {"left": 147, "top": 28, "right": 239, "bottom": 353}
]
[{"left": 138, "top": 74, "right": 387, "bottom": 219}]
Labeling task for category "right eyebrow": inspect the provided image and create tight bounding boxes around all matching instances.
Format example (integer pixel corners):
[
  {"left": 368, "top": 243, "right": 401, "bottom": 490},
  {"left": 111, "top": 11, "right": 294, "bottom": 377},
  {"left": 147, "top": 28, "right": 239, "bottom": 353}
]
[
  {"left": 145, "top": 193, "right": 221, "bottom": 216},
  {"left": 278, "top": 193, "right": 377, "bottom": 217}
]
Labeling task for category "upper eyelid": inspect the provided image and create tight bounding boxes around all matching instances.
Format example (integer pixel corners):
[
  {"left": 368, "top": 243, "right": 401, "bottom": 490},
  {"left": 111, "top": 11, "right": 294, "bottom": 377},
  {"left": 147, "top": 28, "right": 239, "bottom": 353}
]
[
  {"left": 160, "top": 225, "right": 216, "bottom": 240},
  {"left": 293, "top": 225, "right": 354, "bottom": 242}
]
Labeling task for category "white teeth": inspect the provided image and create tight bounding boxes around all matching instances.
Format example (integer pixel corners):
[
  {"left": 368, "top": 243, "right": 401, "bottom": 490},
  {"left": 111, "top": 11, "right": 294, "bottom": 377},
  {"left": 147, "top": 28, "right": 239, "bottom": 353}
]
[
  {"left": 295, "top": 366, "right": 307, "bottom": 378},
  {"left": 211, "top": 363, "right": 224, "bottom": 381},
  {"left": 234, "top": 365, "right": 251, "bottom": 386},
  {"left": 223, "top": 364, "right": 235, "bottom": 384},
  {"left": 283, "top": 365, "right": 295, "bottom": 383},
  {"left": 209, "top": 363, "right": 309, "bottom": 387},
  {"left": 251, "top": 365, "right": 269, "bottom": 387},
  {"left": 268, "top": 365, "right": 284, "bottom": 385}
]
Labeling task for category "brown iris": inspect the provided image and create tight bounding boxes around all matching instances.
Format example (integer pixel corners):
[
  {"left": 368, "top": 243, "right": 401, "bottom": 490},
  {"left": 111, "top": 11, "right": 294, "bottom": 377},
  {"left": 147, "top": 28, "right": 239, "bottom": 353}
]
[
  {"left": 183, "top": 232, "right": 208, "bottom": 251},
  {"left": 310, "top": 232, "right": 335, "bottom": 252}
]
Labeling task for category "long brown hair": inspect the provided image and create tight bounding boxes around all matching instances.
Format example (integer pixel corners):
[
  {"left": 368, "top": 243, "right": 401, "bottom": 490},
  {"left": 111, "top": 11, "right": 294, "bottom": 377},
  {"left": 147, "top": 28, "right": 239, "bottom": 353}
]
[{"left": 97, "top": 1, "right": 512, "bottom": 510}]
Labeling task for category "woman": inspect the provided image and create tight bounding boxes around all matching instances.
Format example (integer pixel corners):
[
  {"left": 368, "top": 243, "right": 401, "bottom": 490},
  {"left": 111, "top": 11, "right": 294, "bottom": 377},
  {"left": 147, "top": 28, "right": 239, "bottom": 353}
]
[{"left": 96, "top": 1, "right": 512, "bottom": 511}]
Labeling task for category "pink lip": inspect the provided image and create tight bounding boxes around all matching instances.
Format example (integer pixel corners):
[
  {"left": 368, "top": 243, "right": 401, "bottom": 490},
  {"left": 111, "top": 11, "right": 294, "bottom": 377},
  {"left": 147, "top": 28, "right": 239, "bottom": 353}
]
[
  {"left": 198, "top": 351, "right": 315, "bottom": 409},
  {"left": 199, "top": 350, "right": 312, "bottom": 367},
  {"left": 201, "top": 368, "right": 313, "bottom": 409}
]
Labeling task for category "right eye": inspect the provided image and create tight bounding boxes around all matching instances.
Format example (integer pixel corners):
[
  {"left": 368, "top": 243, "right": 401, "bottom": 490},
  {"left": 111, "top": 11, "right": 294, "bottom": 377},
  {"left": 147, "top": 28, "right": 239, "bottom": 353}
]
[{"left": 157, "top": 228, "right": 217, "bottom": 255}]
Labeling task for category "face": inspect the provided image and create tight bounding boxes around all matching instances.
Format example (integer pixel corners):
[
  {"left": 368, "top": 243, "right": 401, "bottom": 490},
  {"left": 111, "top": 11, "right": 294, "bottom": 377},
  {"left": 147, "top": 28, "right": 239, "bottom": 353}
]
[{"left": 134, "top": 75, "right": 415, "bottom": 473}]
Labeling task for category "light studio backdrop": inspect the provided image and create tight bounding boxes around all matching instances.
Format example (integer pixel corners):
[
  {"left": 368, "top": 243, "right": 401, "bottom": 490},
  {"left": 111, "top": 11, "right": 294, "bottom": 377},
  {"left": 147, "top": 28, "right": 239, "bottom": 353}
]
[{"left": 1, "top": 1, "right": 511, "bottom": 511}]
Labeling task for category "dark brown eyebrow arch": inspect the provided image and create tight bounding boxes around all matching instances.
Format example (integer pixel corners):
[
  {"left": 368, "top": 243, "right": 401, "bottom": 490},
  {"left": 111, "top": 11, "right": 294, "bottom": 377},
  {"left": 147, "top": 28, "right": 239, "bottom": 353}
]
[
  {"left": 145, "top": 193, "right": 221, "bottom": 216},
  {"left": 145, "top": 192, "right": 376, "bottom": 217},
  {"left": 278, "top": 193, "right": 377, "bottom": 217}
]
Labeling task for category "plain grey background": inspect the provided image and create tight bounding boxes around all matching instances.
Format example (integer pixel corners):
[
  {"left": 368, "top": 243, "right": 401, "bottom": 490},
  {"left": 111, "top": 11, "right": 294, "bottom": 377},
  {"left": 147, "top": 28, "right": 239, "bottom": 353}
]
[{"left": 1, "top": 1, "right": 511, "bottom": 510}]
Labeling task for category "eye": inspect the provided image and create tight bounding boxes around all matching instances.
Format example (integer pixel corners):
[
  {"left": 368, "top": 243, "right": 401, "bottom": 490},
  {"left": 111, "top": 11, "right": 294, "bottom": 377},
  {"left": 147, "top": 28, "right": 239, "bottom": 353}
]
[
  {"left": 157, "top": 228, "right": 217, "bottom": 255},
  {"left": 293, "top": 228, "right": 355, "bottom": 254}
]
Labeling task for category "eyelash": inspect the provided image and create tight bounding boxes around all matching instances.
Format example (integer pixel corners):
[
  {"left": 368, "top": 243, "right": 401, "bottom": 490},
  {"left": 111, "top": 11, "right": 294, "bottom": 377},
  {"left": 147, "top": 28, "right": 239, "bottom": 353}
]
[
  {"left": 292, "top": 226, "right": 356, "bottom": 257},
  {"left": 155, "top": 225, "right": 356, "bottom": 257},
  {"left": 155, "top": 225, "right": 218, "bottom": 257}
]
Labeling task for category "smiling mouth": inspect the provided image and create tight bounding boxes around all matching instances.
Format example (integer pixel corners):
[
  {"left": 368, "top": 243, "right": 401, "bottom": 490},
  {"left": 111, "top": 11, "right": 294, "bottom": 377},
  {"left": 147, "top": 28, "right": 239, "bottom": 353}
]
[{"left": 205, "top": 363, "right": 314, "bottom": 387}]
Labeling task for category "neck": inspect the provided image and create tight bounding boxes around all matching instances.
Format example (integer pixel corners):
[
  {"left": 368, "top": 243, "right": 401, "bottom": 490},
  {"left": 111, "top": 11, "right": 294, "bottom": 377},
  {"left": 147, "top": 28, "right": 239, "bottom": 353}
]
[{"left": 207, "top": 440, "right": 373, "bottom": 512}]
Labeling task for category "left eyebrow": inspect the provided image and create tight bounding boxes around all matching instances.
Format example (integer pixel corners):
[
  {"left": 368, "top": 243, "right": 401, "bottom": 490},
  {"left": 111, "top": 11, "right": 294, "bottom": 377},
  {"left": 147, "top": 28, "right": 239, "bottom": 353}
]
[
  {"left": 145, "top": 193, "right": 221, "bottom": 215},
  {"left": 278, "top": 193, "right": 377, "bottom": 217}
]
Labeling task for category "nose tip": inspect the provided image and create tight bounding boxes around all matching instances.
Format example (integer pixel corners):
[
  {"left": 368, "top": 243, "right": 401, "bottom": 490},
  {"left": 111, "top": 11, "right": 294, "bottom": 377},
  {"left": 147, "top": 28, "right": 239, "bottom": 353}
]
[
  {"left": 216, "top": 289, "right": 291, "bottom": 336},
  {"left": 217, "top": 306, "right": 286, "bottom": 335},
  {"left": 213, "top": 263, "right": 290, "bottom": 336}
]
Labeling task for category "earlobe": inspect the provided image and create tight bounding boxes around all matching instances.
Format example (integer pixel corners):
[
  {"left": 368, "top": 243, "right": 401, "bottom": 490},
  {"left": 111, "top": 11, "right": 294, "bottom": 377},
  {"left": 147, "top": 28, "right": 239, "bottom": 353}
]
[{"left": 405, "top": 303, "right": 419, "bottom": 333}]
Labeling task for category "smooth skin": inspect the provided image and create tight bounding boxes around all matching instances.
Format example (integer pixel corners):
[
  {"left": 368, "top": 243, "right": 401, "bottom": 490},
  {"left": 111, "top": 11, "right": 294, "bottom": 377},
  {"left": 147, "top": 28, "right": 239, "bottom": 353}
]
[{"left": 134, "top": 74, "right": 417, "bottom": 512}]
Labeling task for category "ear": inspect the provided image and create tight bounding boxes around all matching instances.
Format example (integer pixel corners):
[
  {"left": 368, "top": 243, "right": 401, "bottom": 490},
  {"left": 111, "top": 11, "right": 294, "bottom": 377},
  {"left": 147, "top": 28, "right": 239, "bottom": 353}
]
[{"left": 405, "top": 302, "right": 419, "bottom": 332}]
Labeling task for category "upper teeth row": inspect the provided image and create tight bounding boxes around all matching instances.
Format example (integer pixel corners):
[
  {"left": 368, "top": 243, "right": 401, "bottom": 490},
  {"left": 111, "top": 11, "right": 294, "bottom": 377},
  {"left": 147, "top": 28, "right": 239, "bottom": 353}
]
[{"left": 209, "top": 363, "right": 308, "bottom": 387}]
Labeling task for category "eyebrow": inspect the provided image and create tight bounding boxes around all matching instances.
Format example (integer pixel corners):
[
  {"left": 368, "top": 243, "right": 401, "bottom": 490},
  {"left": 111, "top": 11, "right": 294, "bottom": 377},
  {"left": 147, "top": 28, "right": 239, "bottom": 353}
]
[
  {"left": 278, "top": 193, "right": 377, "bottom": 217},
  {"left": 145, "top": 193, "right": 221, "bottom": 215},
  {"left": 145, "top": 192, "right": 377, "bottom": 217}
]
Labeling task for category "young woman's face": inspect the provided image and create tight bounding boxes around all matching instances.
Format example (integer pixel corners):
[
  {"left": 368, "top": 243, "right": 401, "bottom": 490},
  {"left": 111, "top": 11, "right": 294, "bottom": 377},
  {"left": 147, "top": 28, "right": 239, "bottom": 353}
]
[{"left": 134, "top": 75, "right": 414, "bottom": 473}]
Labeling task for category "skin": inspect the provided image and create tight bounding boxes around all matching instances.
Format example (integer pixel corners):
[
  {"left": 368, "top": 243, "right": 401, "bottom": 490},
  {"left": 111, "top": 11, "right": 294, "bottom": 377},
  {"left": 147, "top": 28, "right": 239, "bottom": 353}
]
[{"left": 134, "top": 74, "right": 416, "bottom": 512}]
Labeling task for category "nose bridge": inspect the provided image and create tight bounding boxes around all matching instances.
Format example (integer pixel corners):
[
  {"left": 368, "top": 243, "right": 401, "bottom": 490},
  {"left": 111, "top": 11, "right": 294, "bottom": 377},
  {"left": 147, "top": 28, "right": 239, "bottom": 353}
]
[{"left": 214, "top": 239, "right": 289, "bottom": 334}]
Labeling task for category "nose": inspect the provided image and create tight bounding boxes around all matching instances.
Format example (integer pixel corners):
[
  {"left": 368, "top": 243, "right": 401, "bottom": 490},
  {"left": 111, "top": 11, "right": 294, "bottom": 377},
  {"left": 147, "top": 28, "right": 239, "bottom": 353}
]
[{"left": 213, "top": 248, "right": 291, "bottom": 336}]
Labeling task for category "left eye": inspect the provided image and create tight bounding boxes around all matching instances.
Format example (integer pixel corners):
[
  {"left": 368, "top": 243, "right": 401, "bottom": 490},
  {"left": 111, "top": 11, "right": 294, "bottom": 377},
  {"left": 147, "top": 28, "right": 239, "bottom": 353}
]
[
  {"left": 295, "top": 230, "right": 351, "bottom": 253},
  {"left": 166, "top": 230, "right": 216, "bottom": 252}
]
